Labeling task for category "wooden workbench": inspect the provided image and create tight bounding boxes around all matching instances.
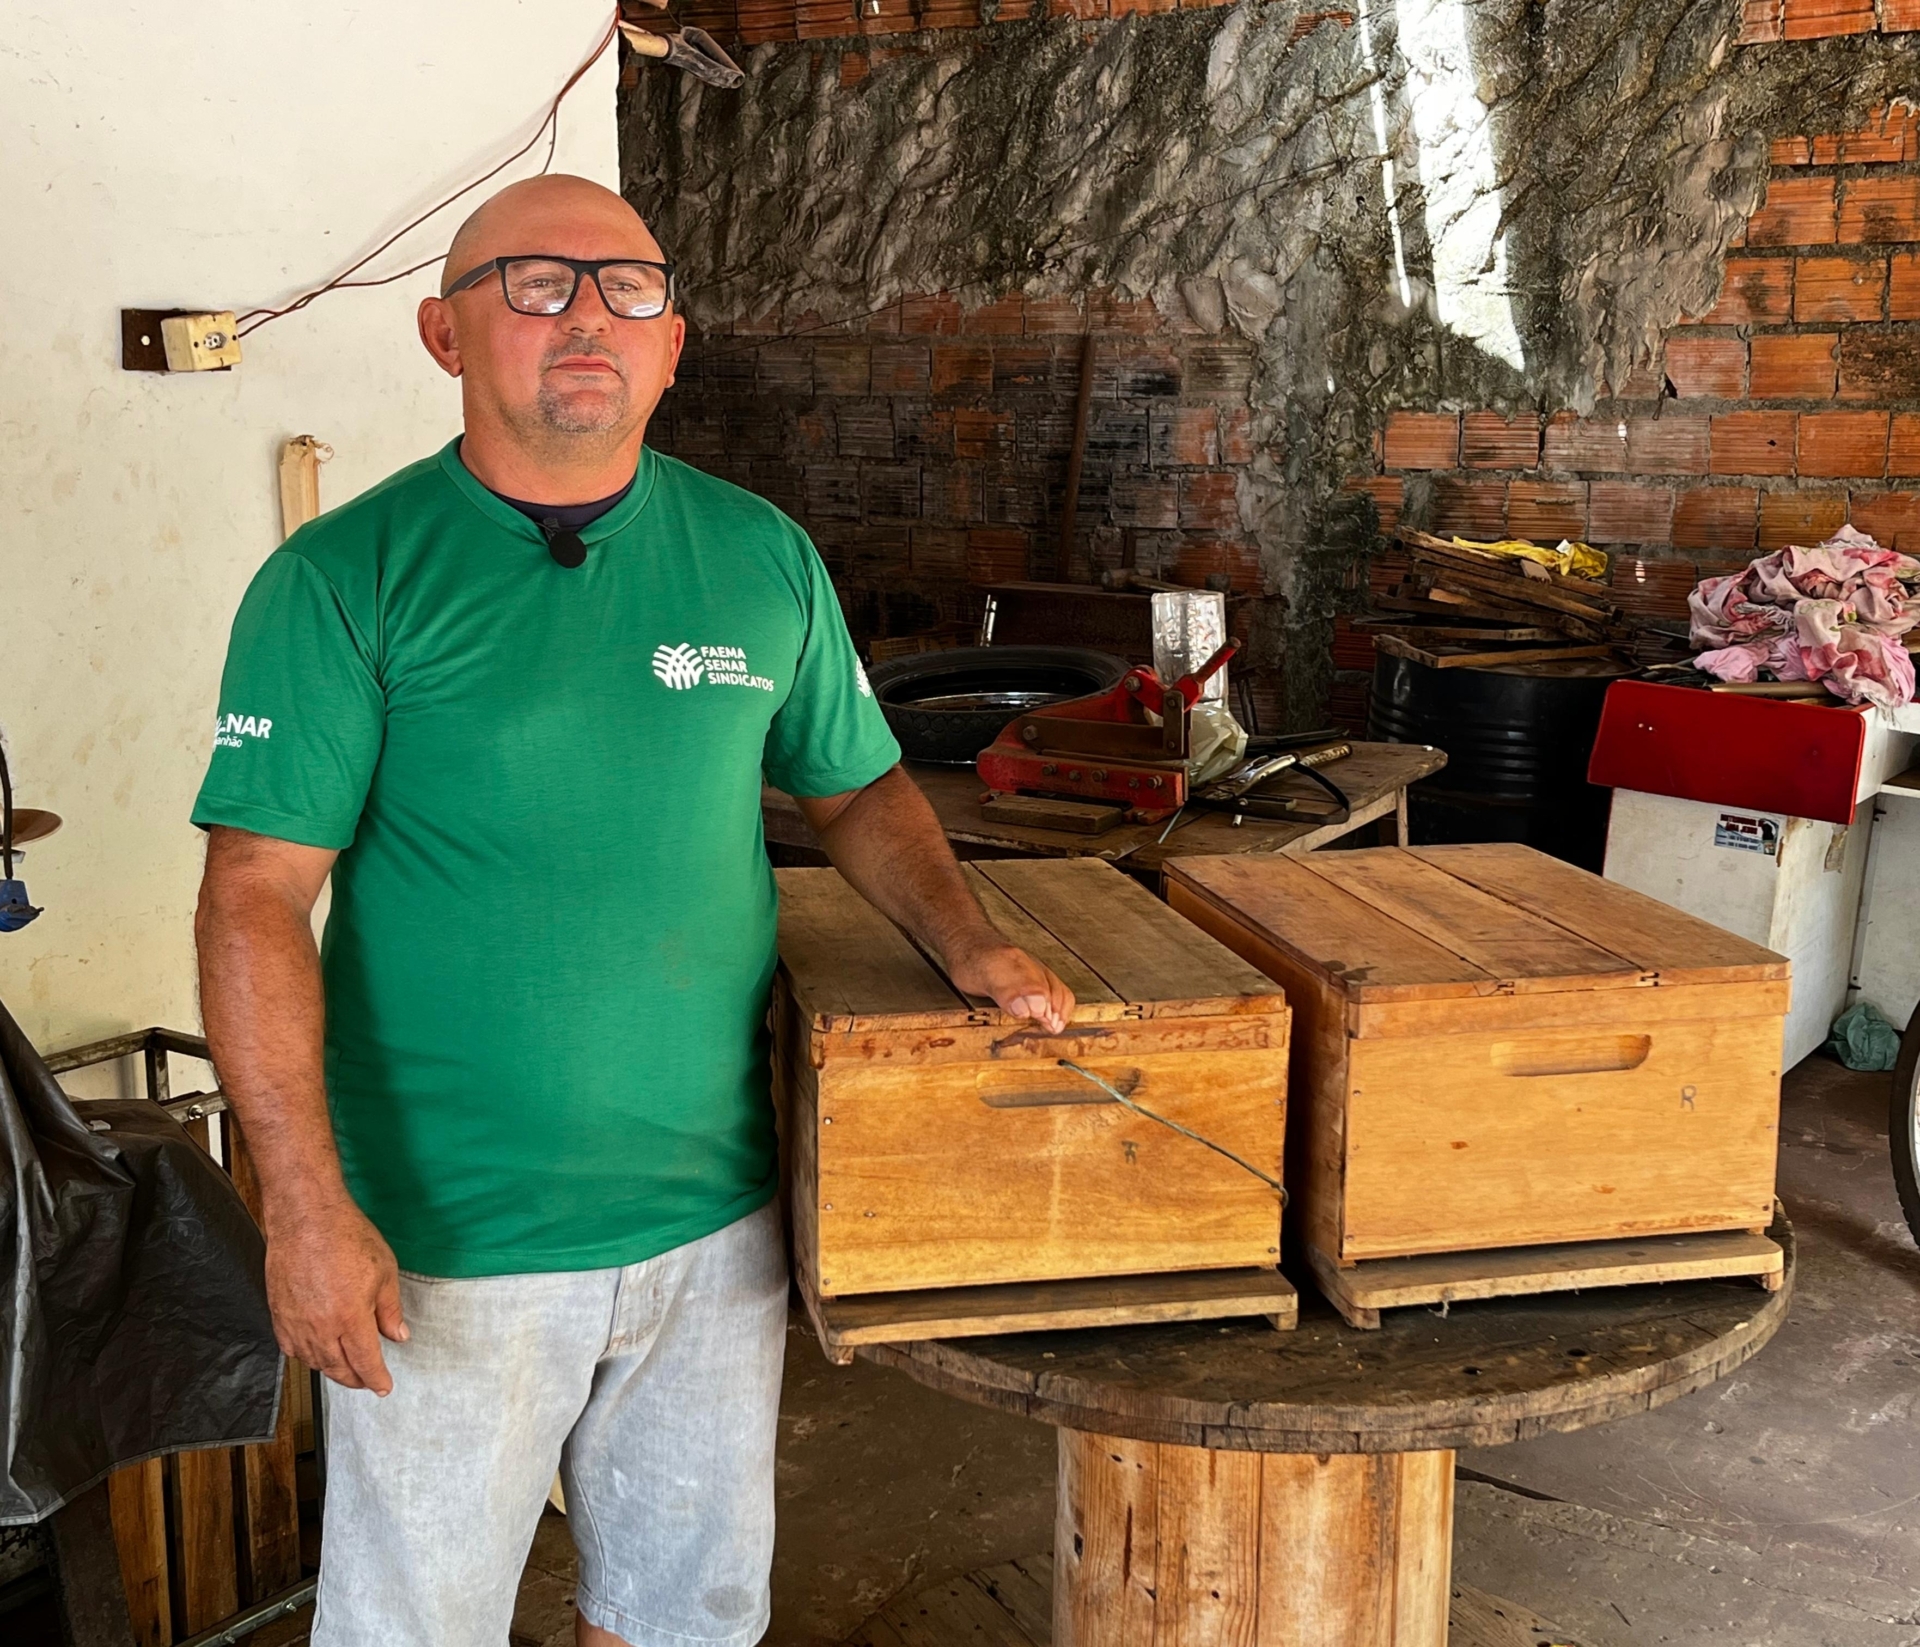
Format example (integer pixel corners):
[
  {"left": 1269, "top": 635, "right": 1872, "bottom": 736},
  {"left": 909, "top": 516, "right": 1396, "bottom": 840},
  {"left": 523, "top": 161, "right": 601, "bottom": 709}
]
[
  {"left": 762, "top": 740, "right": 1446, "bottom": 876},
  {"left": 848, "top": 1211, "right": 1794, "bottom": 1647}
]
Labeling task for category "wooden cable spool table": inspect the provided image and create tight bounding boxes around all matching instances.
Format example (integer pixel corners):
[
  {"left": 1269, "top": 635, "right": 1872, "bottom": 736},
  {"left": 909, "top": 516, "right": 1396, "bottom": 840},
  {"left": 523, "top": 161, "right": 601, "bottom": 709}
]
[{"left": 851, "top": 1214, "right": 1793, "bottom": 1646}]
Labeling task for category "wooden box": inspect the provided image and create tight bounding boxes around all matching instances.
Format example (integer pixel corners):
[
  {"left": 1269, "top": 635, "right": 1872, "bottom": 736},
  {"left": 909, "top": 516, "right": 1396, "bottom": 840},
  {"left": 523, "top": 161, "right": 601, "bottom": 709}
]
[
  {"left": 773, "top": 858, "right": 1295, "bottom": 1360},
  {"left": 1165, "top": 843, "right": 1789, "bottom": 1326}
]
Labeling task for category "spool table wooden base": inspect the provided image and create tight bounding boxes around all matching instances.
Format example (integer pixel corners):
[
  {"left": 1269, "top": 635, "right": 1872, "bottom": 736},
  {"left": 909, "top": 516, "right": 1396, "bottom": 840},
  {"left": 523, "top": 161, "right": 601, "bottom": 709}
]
[{"left": 856, "top": 1212, "right": 1793, "bottom": 1645}]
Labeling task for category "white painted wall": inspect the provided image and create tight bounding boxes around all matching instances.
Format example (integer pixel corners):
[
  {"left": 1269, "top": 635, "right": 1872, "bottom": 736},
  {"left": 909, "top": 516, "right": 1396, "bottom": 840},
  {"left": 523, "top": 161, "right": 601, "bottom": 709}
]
[{"left": 1, "top": 2, "right": 620, "bottom": 1056}]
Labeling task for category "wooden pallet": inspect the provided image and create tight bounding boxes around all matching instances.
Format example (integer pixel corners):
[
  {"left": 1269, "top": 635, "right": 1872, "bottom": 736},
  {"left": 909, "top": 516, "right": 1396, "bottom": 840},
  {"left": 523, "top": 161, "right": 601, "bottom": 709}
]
[
  {"left": 1307, "top": 1228, "right": 1785, "bottom": 1331},
  {"left": 844, "top": 1551, "right": 1592, "bottom": 1647},
  {"left": 801, "top": 1266, "right": 1298, "bottom": 1366}
]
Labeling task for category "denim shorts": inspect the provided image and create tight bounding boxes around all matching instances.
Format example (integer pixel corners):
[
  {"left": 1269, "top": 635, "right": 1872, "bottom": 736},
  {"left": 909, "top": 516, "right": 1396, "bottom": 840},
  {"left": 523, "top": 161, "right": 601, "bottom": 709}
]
[{"left": 310, "top": 1201, "right": 788, "bottom": 1647}]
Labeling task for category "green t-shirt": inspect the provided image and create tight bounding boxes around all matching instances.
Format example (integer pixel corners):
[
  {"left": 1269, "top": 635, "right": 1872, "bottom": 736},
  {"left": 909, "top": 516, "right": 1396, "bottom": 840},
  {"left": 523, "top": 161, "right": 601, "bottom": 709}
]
[{"left": 192, "top": 440, "right": 899, "bottom": 1277}]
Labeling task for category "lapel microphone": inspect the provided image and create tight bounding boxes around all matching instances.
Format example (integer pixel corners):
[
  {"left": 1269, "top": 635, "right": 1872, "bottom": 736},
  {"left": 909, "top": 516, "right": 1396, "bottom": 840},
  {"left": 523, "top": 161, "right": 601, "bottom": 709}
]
[{"left": 541, "top": 521, "right": 588, "bottom": 570}]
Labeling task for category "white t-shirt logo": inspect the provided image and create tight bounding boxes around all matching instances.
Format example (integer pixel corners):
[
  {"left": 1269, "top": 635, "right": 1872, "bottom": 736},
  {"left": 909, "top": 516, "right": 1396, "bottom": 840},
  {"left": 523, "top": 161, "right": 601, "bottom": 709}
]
[
  {"left": 855, "top": 661, "right": 873, "bottom": 698},
  {"left": 652, "top": 644, "right": 706, "bottom": 690}
]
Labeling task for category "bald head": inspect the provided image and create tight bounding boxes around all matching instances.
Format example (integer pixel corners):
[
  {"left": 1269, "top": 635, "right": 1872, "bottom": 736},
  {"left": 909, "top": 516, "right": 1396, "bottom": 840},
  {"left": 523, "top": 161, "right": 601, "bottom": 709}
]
[{"left": 441, "top": 174, "right": 665, "bottom": 295}]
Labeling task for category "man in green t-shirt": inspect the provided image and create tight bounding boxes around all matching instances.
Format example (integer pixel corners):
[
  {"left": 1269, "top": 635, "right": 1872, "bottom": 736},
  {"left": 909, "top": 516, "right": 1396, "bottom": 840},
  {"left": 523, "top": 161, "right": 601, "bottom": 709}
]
[{"left": 193, "top": 174, "right": 1072, "bottom": 1647}]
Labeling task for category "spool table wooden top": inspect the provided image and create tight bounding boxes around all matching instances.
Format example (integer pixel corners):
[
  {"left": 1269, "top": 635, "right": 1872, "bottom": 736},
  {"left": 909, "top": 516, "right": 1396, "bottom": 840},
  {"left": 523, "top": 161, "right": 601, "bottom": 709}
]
[{"left": 860, "top": 1213, "right": 1793, "bottom": 1454}]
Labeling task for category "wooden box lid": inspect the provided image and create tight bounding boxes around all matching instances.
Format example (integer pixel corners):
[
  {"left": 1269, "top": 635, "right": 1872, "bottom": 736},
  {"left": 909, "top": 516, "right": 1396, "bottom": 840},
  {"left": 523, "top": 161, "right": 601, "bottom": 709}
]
[
  {"left": 776, "top": 858, "right": 1287, "bottom": 1033},
  {"left": 1166, "top": 843, "right": 1789, "bottom": 1006}
]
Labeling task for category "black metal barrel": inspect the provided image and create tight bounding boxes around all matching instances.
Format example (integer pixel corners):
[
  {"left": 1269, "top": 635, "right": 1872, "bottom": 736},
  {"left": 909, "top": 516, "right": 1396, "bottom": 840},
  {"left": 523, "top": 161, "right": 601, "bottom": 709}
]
[{"left": 1368, "top": 653, "right": 1630, "bottom": 871}]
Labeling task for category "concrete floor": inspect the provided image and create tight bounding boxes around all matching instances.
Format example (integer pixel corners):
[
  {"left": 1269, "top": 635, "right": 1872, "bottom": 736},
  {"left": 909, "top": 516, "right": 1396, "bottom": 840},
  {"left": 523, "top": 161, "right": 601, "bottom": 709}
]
[{"left": 17, "top": 1054, "right": 1915, "bottom": 1645}]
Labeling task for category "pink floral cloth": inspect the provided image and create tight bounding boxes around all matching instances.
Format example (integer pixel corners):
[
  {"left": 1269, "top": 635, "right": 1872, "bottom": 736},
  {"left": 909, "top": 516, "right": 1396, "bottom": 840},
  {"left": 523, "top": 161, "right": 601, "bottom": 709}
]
[{"left": 1689, "top": 526, "right": 1920, "bottom": 708}]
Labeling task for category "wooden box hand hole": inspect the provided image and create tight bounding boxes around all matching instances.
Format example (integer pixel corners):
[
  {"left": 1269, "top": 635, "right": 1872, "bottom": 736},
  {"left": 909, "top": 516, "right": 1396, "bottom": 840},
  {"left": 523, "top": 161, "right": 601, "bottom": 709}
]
[{"left": 1493, "top": 1032, "right": 1651, "bottom": 1077}]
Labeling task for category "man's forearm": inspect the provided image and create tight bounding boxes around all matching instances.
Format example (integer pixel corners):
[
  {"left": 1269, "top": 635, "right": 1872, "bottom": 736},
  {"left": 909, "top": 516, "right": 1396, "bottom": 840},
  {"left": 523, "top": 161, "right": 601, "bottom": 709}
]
[
  {"left": 196, "top": 864, "right": 348, "bottom": 1230},
  {"left": 805, "top": 767, "right": 997, "bottom": 970}
]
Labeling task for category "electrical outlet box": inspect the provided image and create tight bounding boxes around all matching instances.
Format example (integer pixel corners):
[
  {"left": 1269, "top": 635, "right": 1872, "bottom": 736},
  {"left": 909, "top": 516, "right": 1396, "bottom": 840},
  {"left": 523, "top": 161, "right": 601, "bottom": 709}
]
[
  {"left": 162, "top": 312, "right": 242, "bottom": 372},
  {"left": 121, "top": 309, "right": 241, "bottom": 372}
]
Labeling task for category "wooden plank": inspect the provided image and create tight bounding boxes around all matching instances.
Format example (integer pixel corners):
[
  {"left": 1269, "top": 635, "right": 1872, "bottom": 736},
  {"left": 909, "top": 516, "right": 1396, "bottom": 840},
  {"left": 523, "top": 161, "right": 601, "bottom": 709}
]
[
  {"left": 226, "top": 1121, "right": 303, "bottom": 1603},
  {"left": 108, "top": 1461, "right": 172, "bottom": 1647},
  {"left": 50, "top": 1480, "right": 139, "bottom": 1647},
  {"left": 979, "top": 795, "right": 1123, "bottom": 835},
  {"left": 170, "top": 1448, "right": 239, "bottom": 1635},
  {"left": 1154, "top": 1443, "right": 1262, "bottom": 1647},
  {"left": 1449, "top": 1582, "right": 1593, "bottom": 1647},
  {"left": 1315, "top": 1230, "right": 1783, "bottom": 1320},
  {"left": 1427, "top": 644, "right": 1616, "bottom": 670},
  {"left": 1356, "top": 623, "right": 1565, "bottom": 643},
  {"left": 1257, "top": 1453, "right": 1396, "bottom": 1641},
  {"left": 961, "top": 865, "right": 1121, "bottom": 1010},
  {"left": 774, "top": 868, "right": 968, "bottom": 1027},
  {"left": 815, "top": 1268, "right": 1297, "bottom": 1349},
  {"left": 1340, "top": 1016, "right": 1780, "bottom": 1260},
  {"left": 972, "top": 859, "right": 1282, "bottom": 1011},
  {"left": 1299, "top": 849, "right": 1643, "bottom": 992},
  {"left": 1391, "top": 1451, "right": 1454, "bottom": 1646},
  {"left": 970, "top": 1557, "right": 1052, "bottom": 1647},
  {"left": 1164, "top": 856, "right": 1497, "bottom": 1000},
  {"left": 1056, "top": 1432, "right": 1157, "bottom": 1647},
  {"left": 1167, "top": 877, "right": 1353, "bottom": 1266},
  {"left": 813, "top": 1046, "right": 1287, "bottom": 1294},
  {"left": 1348, "top": 977, "right": 1790, "bottom": 1040},
  {"left": 1407, "top": 843, "right": 1789, "bottom": 985}
]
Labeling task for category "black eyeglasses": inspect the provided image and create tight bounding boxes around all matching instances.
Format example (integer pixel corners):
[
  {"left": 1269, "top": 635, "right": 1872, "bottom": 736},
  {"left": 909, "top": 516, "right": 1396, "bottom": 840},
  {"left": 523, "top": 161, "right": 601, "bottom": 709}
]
[{"left": 443, "top": 256, "right": 677, "bottom": 320}]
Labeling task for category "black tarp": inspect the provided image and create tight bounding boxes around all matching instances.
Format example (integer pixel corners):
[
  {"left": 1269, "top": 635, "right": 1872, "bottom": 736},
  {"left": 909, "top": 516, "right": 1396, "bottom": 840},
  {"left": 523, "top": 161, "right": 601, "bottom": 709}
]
[{"left": 1, "top": 999, "right": 280, "bottom": 1525}]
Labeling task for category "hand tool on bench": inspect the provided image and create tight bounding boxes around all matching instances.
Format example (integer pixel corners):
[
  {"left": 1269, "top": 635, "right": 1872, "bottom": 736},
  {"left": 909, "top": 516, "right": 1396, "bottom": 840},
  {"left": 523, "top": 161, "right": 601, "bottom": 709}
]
[
  {"left": 975, "top": 641, "right": 1240, "bottom": 822},
  {"left": 1190, "top": 741, "right": 1353, "bottom": 823}
]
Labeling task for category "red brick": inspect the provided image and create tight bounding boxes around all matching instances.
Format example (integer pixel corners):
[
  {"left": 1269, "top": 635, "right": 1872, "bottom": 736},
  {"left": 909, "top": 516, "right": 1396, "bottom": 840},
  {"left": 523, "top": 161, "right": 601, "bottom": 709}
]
[
  {"left": 1840, "top": 332, "right": 1920, "bottom": 400},
  {"left": 1218, "top": 407, "right": 1255, "bottom": 465},
  {"left": 1626, "top": 415, "right": 1712, "bottom": 475},
  {"left": 930, "top": 342, "right": 992, "bottom": 395},
  {"left": 1089, "top": 293, "right": 1163, "bottom": 334},
  {"left": 992, "top": 344, "right": 1056, "bottom": 394},
  {"left": 1171, "top": 538, "right": 1260, "bottom": 591},
  {"left": 1461, "top": 413, "right": 1540, "bottom": 469},
  {"left": 1587, "top": 483, "right": 1674, "bottom": 545},
  {"left": 1885, "top": 0, "right": 1920, "bottom": 28},
  {"left": 1745, "top": 177, "right": 1838, "bottom": 246},
  {"left": 1344, "top": 476, "right": 1404, "bottom": 532},
  {"left": 1749, "top": 332, "right": 1838, "bottom": 399},
  {"left": 910, "top": 526, "right": 968, "bottom": 577},
  {"left": 1024, "top": 298, "right": 1083, "bottom": 335},
  {"left": 1663, "top": 337, "right": 1746, "bottom": 399},
  {"left": 1769, "top": 134, "right": 1812, "bottom": 167},
  {"left": 1601, "top": 357, "right": 1669, "bottom": 399},
  {"left": 1849, "top": 492, "right": 1920, "bottom": 549},
  {"left": 1506, "top": 481, "right": 1587, "bottom": 542},
  {"left": 1782, "top": 0, "right": 1874, "bottom": 36},
  {"left": 1179, "top": 471, "right": 1240, "bottom": 531},
  {"left": 1711, "top": 411, "right": 1798, "bottom": 476},
  {"left": 1110, "top": 475, "right": 1180, "bottom": 529},
  {"left": 1382, "top": 412, "right": 1460, "bottom": 469},
  {"left": 1543, "top": 413, "right": 1629, "bottom": 472},
  {"left": 917, "top": 0, "right": 980, "bottom": 24},
  {"left": 1891, "top": 252, "right": 1920, "bottom": 320},
  {"left": 1832, "top": 106, "right": 1920, "bottom": 163},
  {"left": 1794, "top": 255, "right": 1888, "bottom": 321},
  {"left": 1760, "top": 490, "right": 1848, "bottom": 548},
  {"left": 1673, "top": 487, "right": 1760, "bottom": 551},
  {"left": 1838, "top": 177, "right": 1920, "bottom": 244},
  {"left": 857, "top": 0, "right": 916, "bottom": 34},
  {"left": 899, "top": 294, "right": 963, "bottom": 334},
  {"left": 932, "top": 466, "right": 984, "bottom": 523},
  {"left": 1799, "top": 410, "right": 1890, "bottom": 478},
  {"left": 953, "top": 408, "right": 1013, "bottom": 460},
  {"left": 812, "top": 338, "right": 872, "bottom": 394},
  {"left": 1429, "top": 478, "right": 1506, "bottom": 539},
  {"left": 965, "top": 295, "right": 1026, "bottom": 335},
  {"left": 966, "top": 527, "right": 1028, "bottom": 584},
  {"left": 1150, "top": 407, "right": 1220, "bottom": 467},
  {"left": 1049, "top": 0, "right": 1108, "bottom": 16},
  {"left": 839, "top": 52, "right": 869, "bottom": 86},
  {"left": 870, "top": 341, "right": 930, "bottom": 393},
  {"left": 1111, "top": 0, "right": 1177, "bottom": 14},
  {"left": 1891, "top": 413, "right": 1920, "bottom": 476},
  {"left": 1688, "top": 257, "right": 1795, "bottom": 325},
  {"left": 1737, "top": 0, "right": 1782, "bottom": 41},
  {"left": 896, "top": 405, "right": 952, "bottom": 459}
]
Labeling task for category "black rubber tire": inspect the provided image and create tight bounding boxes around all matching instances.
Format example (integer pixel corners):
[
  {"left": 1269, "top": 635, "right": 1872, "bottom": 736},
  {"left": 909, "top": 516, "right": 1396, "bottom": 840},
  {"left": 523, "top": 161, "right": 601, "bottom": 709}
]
[
  {"left": 869, "top": 645, "right": 1130, "bottom": 766},
  {"left": 1892, "top": 1010, "right": 1920, "bottom": 1249}
]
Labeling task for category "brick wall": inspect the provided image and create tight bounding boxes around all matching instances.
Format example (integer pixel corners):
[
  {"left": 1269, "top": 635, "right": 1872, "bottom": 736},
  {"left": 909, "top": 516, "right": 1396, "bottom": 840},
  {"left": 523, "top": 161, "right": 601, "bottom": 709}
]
[
  {"left": 1739, "top": 0, "right": 1920, "bottom": 44},
  {"left": 657, "top": 291, "right": 1267, "bottom": 646}
]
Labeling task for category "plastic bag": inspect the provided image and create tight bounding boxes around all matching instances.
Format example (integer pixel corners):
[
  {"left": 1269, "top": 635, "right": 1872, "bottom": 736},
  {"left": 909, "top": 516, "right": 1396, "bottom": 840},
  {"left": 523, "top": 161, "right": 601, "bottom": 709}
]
[
  {"left": 0, "top": 999, "right": 281, "bottom": 1525},
  {"left": 1824, "top": 1001, "right": 1902, "bottom": 1073}
]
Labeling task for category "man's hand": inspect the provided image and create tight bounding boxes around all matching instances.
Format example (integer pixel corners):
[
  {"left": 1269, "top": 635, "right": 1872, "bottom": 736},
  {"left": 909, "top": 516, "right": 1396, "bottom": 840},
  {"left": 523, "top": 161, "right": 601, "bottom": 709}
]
[
  {"left": 943, "top": 935, "right": 1074, "bottom": 1033},
  {"left": 264, "top": 1196, "right": 409, "bottom": 1396}
]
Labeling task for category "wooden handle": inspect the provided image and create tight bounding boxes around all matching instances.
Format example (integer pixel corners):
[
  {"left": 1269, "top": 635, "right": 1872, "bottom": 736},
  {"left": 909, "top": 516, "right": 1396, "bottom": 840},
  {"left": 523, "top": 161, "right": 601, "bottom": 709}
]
[{"left": 1494, "top": 1034, "right": 1651, "bottom": 1077}]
